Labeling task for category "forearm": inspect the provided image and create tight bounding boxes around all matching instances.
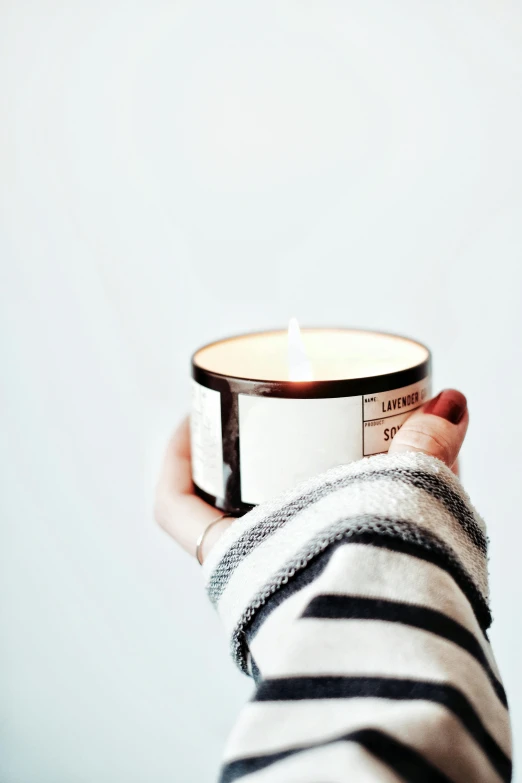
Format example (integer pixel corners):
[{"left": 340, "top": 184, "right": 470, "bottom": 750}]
[{"left": 204, "top": 452, "right": 511, "bottom": 783}]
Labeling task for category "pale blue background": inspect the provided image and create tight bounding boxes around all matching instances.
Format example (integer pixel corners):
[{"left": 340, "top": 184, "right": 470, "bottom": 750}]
[{"left": 1, "top": 2, "right": 522, "bottom": 780}]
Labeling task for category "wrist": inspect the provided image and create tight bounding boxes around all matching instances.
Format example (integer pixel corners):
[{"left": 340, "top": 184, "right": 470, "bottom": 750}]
[{"left": 198, "top": 515, "right": 234, "bottom": 564}]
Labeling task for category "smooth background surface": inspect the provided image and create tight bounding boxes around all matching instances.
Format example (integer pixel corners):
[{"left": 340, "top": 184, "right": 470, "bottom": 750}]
[{"left": 1, "top": 2, "right": 522, "bottom": 781}]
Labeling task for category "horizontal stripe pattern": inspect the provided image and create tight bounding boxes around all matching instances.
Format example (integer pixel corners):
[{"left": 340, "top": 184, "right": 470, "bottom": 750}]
[
  {"left": 253, "top": 676, "right": 511, "bottom": 781},
  {"left": 246, "top": 540, "right": 497, "bottom": 672},
  {"left": 201, "top": 452, "right": 510, "bottom": 783},
  {"left": 206, "top": 471, "right": 490, "bottom": 670},
  {"left": 222, "top": 695, "right": 500, "bottom": 779},
  {"left": 248, "top": 619, "right": 510, "bottom": 752},
  {"left": 301, "top": 594, "right": 506, "bottom": 706},
  {"left": 221, "top": 728, "right": 454, "bottom": 783},
  {"left": 232, "top": 518, "right": 490, "bottom": 673},
  {"left": 225, "top": 737, "right": 406, "bottom": 783}
]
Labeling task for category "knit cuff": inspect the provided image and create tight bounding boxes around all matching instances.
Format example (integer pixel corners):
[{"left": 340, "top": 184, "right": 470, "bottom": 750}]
[{"left": 202, "top": 451, "right": 489, "bottom": 674}]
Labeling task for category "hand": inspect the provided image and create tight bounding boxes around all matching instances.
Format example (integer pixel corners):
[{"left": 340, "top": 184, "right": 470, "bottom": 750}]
[
  {"left": 388, "top": 388, "right": 468, "bottom": 472},
  {"left": 154, "top": 418, "right": 234, "bottom": 562},
  {"left": 155, "top": 389, "right": 468, "bottom": 562}
]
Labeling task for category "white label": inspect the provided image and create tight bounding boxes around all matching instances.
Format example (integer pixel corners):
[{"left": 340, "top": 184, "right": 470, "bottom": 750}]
[
  {"left": 362, "top": 378, "right": 431, "bottom": 456},
  {"left": 363, "top": 410, "right": 413, "bottom": 456},
  {"left": 238, "top": 376, "right": 431, "bottom": 504},
  {"left": 190, "top": 380, "right": 224, "bottom": 498},
  {"left": 239, "top": 394, "right": 363, "bottom": 505}
]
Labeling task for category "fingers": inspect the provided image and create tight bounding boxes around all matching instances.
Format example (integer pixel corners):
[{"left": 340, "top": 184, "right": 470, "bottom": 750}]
[
  {"left": 154, "top": 417, "right": 223, "bottom": 556},
  {"left": 388, "top": 389, "right": 468, "bottom": 469},
  {"left": 164, "top": 418, "right": 193, "bottom": 494}
]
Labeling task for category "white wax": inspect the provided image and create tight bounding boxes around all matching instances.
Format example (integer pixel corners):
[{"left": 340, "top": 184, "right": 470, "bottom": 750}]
[{"left": 193, "top": 329, "right": 428, "bottom": 382}]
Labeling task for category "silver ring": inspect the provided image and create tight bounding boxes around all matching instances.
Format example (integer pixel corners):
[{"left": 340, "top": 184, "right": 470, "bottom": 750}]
[{"left": 196, "top": 514, "right": 231, "bottom": 565}]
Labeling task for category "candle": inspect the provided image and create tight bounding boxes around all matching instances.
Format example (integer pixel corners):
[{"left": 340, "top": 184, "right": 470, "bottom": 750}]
[{"left": 191, "top": 325, "right": 431, "bottom": 515}]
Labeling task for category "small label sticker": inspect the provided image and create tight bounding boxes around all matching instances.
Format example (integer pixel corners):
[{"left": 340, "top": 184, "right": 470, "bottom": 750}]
[
  {"left": 363, "top": 411, "right": 412, "bottom": 456},
  {"left": 190, "top": 380, "right": 224, "bottom": 499},
  {"left": 363, "top": 378, "right": 431, "bottom": 455}
]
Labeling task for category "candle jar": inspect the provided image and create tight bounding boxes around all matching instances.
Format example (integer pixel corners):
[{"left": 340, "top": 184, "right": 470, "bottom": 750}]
[{"left": 191, "top": 328, "right": 431, "bottom": 515}]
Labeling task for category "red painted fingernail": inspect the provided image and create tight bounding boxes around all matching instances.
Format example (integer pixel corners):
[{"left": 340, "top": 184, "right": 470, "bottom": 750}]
[{"left": 423, "top": 389, "right": 467, "bottom": 424}]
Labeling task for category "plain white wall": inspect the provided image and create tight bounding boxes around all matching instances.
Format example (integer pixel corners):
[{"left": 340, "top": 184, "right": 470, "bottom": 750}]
[{"left": 2, "top": 1, "right": 522, "bottom": 780}]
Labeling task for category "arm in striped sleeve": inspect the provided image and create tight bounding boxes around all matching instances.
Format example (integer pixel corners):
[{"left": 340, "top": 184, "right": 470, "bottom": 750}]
[{"left": 203, "top": 451, "right": 511, "bottom": 783}]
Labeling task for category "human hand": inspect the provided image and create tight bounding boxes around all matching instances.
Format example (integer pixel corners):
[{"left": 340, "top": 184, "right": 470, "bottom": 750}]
[
  {"left": 388, "top": 388, "right": 468, "bottom": 472},
  {"left": 155, "top": 389, "right": 468, "bottom": 563},
  {"left": 154, "top": 418, "right": 234, "bottom": 563}
]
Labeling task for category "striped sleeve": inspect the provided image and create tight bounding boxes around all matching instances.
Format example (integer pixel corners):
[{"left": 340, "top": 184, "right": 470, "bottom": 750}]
[{"left": 203, "top": 452, "right": 511, "bottom": 783}]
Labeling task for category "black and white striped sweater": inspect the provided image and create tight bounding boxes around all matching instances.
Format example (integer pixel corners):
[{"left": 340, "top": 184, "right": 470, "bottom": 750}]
[{"left": 203, "top": 452, "right": 511, "bottom": 782}]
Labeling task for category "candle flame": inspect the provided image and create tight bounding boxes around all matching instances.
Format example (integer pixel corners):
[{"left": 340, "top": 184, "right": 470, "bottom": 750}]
[{"left": 288, "top": 318, "right": 313, "bottom": 381}]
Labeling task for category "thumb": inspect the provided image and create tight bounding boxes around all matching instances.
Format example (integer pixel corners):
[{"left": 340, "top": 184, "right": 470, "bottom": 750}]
[{"left": 388, "top": 389, "right": 468, "bottom": 469}]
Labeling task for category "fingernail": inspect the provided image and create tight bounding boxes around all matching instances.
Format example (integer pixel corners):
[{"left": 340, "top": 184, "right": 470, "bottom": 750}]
[{"left": 423, "top": 389, "right": 467, "bottom": 424}]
